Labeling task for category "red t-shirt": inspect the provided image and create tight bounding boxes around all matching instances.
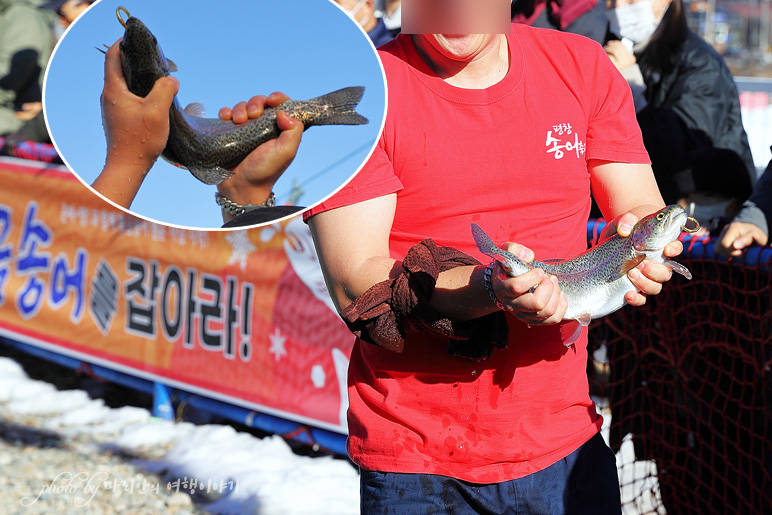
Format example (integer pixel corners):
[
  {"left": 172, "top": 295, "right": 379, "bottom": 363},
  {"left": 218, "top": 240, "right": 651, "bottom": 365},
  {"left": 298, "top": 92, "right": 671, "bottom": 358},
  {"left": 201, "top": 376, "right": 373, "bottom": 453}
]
[{"left": 305, "top": 25, "right": 649, "bottom": 483}]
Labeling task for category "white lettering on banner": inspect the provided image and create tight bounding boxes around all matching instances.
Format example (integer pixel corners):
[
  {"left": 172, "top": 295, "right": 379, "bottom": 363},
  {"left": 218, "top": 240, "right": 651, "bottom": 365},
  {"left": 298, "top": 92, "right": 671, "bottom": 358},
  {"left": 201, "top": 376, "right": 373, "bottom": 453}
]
[{"left": 59, "top": 203, "right": 209, "bottom": 248}]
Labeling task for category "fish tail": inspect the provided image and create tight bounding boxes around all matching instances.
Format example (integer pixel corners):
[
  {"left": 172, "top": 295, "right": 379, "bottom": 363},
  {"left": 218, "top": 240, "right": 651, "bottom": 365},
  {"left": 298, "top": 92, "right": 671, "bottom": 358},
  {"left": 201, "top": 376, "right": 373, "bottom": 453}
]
[
  {"left": 471, "top": 223, "right": 529, "bottom": 276},
  {"left": 310, "top": 86, "right": 368, "bottom": 125}
]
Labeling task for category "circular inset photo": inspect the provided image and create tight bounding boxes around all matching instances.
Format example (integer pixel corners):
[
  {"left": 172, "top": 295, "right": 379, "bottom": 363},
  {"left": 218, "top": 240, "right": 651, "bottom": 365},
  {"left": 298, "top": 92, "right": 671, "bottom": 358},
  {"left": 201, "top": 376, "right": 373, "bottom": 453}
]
[{"left": 44, "top": 0, "right": 386, "bottom": 230}]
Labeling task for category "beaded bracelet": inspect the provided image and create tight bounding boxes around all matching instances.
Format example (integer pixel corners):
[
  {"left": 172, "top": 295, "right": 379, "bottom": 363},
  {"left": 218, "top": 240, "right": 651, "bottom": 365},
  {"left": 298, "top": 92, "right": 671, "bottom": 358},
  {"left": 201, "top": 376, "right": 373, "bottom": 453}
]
[{"left": 483, "top": 261, "right": 506, "bottom": 311}]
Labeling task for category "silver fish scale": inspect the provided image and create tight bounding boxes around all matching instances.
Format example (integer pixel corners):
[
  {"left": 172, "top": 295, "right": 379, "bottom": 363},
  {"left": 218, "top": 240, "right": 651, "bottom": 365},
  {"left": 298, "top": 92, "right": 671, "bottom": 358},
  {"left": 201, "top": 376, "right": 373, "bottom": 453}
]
[
  {"left": 472, "top": 204, "right": 692, "bottom": 324},
  {"left": 118, "top": 16, "right": 367, "bottom": 185}
]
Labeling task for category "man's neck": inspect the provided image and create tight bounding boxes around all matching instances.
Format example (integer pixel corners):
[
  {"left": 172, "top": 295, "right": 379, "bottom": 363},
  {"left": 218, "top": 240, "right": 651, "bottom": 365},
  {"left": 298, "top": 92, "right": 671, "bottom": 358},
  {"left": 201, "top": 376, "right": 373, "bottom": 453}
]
[{"left": 411, "top": 35, "right": 510, "bottom": 89}]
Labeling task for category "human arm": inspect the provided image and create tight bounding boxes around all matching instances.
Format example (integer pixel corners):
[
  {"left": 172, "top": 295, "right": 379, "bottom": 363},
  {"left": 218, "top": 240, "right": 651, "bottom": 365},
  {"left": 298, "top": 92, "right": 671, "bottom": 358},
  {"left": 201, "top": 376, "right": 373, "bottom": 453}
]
[
  {"left": 92, "top": 40, "right": 179, "bottom": 208},
  {"left": 308, "top": 193, "right": 567, "bottom": 325},
  {"left": 590, "top": 160, "right": 683, "bottom": 304},
  {"left": 216, "top": 93, "right": 304, "bottom": 224}
]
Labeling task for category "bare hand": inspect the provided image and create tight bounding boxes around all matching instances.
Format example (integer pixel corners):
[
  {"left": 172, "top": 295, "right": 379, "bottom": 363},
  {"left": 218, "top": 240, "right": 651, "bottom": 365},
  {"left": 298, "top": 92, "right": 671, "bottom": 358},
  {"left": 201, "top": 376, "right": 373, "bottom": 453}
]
[
  {"left": 216, "top": 92, "right": 304, "bottom": 208},
  {"left": 15, "top": 102, "right": 42, "bottom": 121},
  {"left": 715, "top": 221, "right": 768, "bottom": 257},
  {"left": 93, "top": 39, "right": 179, "bottom": 208},
  {"left": 101, "top": 39, "right": 178, "bottom": 173},
  {"left": 605, "top": 212, "right": 683, "bottom": 306},
  {"left": 491, "top": 242, "right": 568, "bottom": 325},
  {"left": 604, "top": 40, "right": 636, "bottom": 71}
]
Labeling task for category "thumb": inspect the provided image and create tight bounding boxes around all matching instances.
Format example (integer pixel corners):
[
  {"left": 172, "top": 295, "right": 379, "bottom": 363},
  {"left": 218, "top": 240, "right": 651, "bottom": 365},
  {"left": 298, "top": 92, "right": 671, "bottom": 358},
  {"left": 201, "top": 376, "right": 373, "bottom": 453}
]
[
  {"left": 147, "top": 75, "right": 179, "bottom": 109},
  {"left": 501, "top": 242, "right": 535, "bottom": 263},
  {"left": 275, "top": 110, "right": 303, "bottom": 153}
]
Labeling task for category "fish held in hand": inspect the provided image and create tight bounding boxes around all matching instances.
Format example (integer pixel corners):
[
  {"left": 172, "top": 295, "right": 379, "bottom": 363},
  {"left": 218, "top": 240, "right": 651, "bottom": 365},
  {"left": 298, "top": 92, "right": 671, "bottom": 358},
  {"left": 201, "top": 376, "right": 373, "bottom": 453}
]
[
  {"left": 472, "top": 205, "right": 698, "bottom": 343},
  {"left": 115, "top": 8, "right": 368, "bottom": 185}
]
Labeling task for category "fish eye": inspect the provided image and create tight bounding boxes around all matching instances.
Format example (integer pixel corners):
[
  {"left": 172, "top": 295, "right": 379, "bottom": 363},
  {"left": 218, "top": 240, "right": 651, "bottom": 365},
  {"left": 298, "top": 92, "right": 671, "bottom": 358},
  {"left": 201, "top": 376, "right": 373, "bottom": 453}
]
[{"left": 656, "top": 213, "right": 665, "bottom": 221}]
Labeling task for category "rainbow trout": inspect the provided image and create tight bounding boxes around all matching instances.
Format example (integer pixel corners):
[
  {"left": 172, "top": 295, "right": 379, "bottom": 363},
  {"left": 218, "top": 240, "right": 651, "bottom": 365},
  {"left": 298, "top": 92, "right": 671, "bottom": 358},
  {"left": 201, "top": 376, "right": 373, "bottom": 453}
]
[
  {"left": 115, "top": 8, "right": 368, "bottom": 185},
  {"left": 472, "top": 205, "right": 698, "bottom": 339}
]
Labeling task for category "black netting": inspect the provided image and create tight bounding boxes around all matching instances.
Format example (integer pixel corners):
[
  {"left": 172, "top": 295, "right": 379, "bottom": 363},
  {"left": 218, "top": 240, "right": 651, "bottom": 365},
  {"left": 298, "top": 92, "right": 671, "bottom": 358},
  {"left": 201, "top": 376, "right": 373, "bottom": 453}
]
[{"left": 586, "top": 229, "right": 771, "bottom": 515}]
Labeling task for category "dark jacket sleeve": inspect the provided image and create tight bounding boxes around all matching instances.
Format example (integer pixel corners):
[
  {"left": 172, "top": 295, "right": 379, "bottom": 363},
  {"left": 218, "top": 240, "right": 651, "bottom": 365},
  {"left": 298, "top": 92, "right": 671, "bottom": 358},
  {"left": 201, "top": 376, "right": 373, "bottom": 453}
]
[{"left": 733, "top": 159, "right": 772, "bottom": 236}]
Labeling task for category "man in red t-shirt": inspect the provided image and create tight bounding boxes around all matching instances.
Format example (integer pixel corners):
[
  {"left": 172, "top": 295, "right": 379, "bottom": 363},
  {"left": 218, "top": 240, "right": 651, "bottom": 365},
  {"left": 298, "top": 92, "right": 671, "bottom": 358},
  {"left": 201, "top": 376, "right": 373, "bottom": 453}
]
[{"left": 305, "top": 26, "right": 681, "bottom": 513}]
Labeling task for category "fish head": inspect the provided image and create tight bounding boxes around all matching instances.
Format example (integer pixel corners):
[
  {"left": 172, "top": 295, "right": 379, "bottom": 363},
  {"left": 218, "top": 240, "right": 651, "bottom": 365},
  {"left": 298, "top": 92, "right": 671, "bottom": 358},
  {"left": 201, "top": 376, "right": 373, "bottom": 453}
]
[
  {"left": 119, "top": 16, "right": 173, "bottom": 98},
  {"left": 631, "top": 204, "right": 689, "bottom": 252}
]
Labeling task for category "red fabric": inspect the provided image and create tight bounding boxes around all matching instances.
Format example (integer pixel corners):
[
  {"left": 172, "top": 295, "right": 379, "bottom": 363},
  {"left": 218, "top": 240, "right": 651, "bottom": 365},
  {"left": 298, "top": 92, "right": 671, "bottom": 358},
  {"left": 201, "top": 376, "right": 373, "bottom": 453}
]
[{"left": 305, "top": 26, "right": 649, "bottom": 483}]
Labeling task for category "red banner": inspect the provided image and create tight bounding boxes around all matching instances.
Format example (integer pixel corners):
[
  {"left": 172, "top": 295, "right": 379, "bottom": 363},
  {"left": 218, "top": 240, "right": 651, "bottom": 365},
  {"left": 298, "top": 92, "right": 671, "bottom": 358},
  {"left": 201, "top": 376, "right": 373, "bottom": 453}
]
[{"left": 0, "top": 157, "right": 354, "bottom": 432}]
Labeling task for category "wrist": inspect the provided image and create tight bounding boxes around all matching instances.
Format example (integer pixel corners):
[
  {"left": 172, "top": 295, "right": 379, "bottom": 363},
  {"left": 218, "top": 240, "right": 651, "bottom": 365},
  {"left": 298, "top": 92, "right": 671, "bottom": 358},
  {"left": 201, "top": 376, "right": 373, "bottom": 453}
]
[
  {"left": 216, "top": 175, "right": 275, "bottom": 207},
  {"left": 483, "top": 261, "right": 506, "bottom": 311},
  {"left": 104, "top": 151, "right": 156, "bottom": 178}
]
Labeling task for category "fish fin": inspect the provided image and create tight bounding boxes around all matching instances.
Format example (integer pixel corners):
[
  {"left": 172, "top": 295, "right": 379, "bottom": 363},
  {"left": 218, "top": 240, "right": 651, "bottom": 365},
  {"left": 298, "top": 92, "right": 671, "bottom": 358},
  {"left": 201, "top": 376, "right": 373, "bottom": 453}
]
[
  {"left": 576, "top": 313, "right": 592, "bottom": 326},
  {"left": 188, "top": 166, "right": 234, "bottom": 185},
  {"left": 160, "top": 150, "right": 186, "bottom": 169},
  {"left": 664, "top": 259, "right": 692, "bottom": 280},
  {"left": 309, "top": 86, "right": 368, "bottom": 126},
  {"left": 183, "top": 102, "right": 206, "bottom": 118},
  {"left": 167, "top": 58, "right": 178, "bottom": 72},
  {"left": 618, "top": 255, "right": 646, "bottom": 276},
  {"left": 564, "top": 321, "right": 584, "bottom": 348}
]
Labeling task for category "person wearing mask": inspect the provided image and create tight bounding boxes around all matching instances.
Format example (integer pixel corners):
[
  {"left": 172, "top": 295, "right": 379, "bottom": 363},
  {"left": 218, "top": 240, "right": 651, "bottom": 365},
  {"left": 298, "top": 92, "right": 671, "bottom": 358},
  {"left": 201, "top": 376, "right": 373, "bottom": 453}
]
[
  {"left": 336, "top": 0, "right": 394, "bottom": 48},
  {"left": 605, "top": 0, "right": 755, "bottom": 231}
]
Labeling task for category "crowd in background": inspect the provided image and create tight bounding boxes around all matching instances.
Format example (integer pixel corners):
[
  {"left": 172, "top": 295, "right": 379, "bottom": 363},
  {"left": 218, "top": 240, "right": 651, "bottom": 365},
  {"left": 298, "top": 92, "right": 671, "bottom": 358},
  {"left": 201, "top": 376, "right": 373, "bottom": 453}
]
[
  {"left": 0, "top": 0, "right": 93, "bottom": 160},
  {"left": 344, "top": 0, "right": 770, "bottom": 253},
  {"left": 0, "top": 0, "right": 769, "bottom": 249}
]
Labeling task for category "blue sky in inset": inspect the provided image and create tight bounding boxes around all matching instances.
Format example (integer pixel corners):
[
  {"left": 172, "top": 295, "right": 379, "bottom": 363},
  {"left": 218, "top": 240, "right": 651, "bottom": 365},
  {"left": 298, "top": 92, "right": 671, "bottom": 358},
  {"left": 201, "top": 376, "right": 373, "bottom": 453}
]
[{"left": 44, "top": 0, "right": 386, "bottom": 229}]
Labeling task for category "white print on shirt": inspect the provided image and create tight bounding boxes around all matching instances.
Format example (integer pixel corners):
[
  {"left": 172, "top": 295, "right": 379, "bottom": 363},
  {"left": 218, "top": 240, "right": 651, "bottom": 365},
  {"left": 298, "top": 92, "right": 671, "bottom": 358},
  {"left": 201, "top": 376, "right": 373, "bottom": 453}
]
[{"left": 545, "top": 123, "right": 585, "bottom": 160}]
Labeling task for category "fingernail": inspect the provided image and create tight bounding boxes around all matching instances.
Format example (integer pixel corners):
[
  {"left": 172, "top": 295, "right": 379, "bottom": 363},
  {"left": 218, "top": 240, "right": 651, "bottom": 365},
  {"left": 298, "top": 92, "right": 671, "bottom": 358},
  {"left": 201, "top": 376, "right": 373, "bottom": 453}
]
[
  {"left": 629, "top": 269, "right": 640, "bottom": 280},
  {"left": 637, "top": 262, "right": 645, "bottom": 270},
  {"left": 248, "top": 105, "right": 259, "bottom": 116},
  {"left": 619, "top": 223, "right": 632, "bottom": 234}
]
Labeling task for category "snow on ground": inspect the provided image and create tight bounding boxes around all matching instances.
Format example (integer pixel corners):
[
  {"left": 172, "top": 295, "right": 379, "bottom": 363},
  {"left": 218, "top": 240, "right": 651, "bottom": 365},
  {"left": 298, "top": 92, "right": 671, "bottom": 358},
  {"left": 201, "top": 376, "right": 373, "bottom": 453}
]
[
  {"left": 1, "top": 352, "right": 666, "bottom": 514},
  {"left": 0, "top": 357, "right": 360, "bottom": 514}
]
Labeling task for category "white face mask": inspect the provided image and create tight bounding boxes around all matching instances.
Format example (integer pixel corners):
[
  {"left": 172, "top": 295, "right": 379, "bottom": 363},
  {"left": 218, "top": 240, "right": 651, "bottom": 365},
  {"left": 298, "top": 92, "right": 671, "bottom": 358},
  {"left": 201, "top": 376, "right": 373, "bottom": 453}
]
[{"left": 606, "top": 1, "right": 661, "bottom": 45}]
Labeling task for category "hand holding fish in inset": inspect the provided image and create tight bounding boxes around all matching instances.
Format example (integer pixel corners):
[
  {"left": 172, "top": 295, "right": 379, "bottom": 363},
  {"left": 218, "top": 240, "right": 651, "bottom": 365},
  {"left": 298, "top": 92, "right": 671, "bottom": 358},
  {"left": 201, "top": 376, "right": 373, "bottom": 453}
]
[
  {"left": 215, "top": 93, "right": 304, "bottom": 223},
  {"left": 93, "top": 40, "right": 179, "bottom": 209}
]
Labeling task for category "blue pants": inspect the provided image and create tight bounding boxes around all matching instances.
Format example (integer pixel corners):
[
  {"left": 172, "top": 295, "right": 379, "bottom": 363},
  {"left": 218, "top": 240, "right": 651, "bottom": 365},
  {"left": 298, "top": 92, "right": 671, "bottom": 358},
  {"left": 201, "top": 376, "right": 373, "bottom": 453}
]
[{"left": 360, "top": 432, "right": 621, "bottom": 515}]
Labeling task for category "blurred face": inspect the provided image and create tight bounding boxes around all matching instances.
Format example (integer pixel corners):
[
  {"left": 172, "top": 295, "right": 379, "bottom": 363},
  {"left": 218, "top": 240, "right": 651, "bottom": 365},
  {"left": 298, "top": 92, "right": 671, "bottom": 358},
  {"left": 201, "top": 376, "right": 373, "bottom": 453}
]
[
  {"left": 402, "top": 0, "right": 511, "bottom": 34},
  {"left": 417, "top": 34, "right": 501, "bottom": 62}
]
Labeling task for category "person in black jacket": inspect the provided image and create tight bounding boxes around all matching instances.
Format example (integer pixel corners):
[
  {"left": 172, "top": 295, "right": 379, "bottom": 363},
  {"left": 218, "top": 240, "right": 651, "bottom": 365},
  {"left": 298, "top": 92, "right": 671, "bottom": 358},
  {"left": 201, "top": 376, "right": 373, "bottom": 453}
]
[{"left": 605, "top": 0, "right": 755, "bottom": 231}]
